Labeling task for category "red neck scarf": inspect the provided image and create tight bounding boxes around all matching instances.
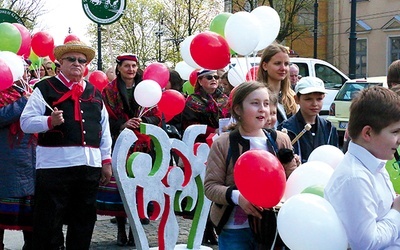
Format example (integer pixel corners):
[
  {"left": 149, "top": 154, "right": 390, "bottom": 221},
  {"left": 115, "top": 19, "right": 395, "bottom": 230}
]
[{"left": 53, "top": 74, "right": 84, "bottom": 121}]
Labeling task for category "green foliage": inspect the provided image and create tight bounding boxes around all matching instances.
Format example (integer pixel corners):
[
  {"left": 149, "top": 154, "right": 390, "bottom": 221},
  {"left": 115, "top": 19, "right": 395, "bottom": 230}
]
[{"left": 88, "top": 0, "right": 223, "bottom": 70}]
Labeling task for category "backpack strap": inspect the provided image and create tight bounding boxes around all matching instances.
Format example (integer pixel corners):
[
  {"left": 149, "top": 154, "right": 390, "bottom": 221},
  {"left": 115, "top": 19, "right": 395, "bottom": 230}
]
[{"left": 264, "top": 128, "right": 279, "bottom": 154}]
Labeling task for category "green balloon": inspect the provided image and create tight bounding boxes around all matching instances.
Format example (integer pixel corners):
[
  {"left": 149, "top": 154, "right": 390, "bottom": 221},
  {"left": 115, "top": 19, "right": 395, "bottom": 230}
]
[
  {"left": 29, "top": 49, "right": 43, "bottom": 70},
  {"left": 183, "top": 81, "right": 194, "bottom": 95},
  {"left": 0, "top": 22, "right": 22, "bottom": 53},
  {"left": 210, "top": 12, "right": 232, "bottom": 38},
  {"left": 301, "top": 185, "right": 325, "bottom": 198},
  {"left": 386, "top": 147, "right": 400, "bottom": 193}
]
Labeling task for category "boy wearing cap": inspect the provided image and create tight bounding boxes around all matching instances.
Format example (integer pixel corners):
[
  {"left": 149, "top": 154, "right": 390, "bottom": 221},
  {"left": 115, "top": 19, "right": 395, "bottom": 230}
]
[{"left": 278, "top": 76, "right": 338, "bottom": 163}]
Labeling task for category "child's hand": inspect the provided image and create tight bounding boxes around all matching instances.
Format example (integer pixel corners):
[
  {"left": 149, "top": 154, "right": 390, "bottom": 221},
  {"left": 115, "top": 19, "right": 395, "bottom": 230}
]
[
  {"left": 283, "top": 154, "right": 300, "bottom": 179},
  {"left": 392, "top": 196, "right": 400, "bottom": 212},
  {"left": 238, "top": 194, "right": 262, "bottom": 219}
]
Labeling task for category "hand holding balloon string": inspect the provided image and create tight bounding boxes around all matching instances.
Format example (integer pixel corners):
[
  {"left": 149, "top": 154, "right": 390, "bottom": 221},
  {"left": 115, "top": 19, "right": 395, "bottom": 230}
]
[
  {"left": 13, "top": 80, "right": 54, "bottom": 112},
  {"left": 291, "top": 123, "right": 312, "bottom": 145}
]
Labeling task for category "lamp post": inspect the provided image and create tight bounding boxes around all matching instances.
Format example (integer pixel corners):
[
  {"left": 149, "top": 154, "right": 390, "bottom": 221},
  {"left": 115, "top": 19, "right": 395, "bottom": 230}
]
[
  {"left": 155, "top": 15, "right": 164, "bottom": 62},
  {"left": 188, "top": 0, "right": 192, "bottom": 35},
  {"left": 348, "top": 0, "right": 357, "bottom": 79},
  {"left": 97, "top": 23, "right": 103, "bottom": 71},
  {"left": 313, "top": 0, "right": 318, "bottom": 59}
]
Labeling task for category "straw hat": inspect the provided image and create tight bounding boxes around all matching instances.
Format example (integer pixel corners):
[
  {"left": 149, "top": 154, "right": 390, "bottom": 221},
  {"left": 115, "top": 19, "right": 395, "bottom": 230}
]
[{"left": 53, "top": 40, "right": 96, "bottom": 62}]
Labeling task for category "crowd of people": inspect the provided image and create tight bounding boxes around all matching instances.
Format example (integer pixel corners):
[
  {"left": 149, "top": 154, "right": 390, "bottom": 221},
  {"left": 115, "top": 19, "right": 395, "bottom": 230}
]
[{"left": 2, "top": 39, "right": 400, "bottom": 250}]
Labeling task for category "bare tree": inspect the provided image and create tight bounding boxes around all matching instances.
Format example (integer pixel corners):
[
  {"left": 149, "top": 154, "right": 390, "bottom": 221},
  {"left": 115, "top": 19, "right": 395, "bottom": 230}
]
[
  {"left": 0, "top": 0, "right": 46, "bottom": 29},
  {"left": 230, "top": 0, "right": 314, "bottom": 43},
  {"left": 89, "top": 0, "right": 224, "bottom": 70}
]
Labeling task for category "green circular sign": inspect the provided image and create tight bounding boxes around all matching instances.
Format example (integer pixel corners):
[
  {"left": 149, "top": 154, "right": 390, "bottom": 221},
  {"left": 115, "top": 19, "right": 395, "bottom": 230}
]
[
  {"left": 82, "top": 0, "right": 126, "bottom": 25},
  {"left": 0, "top": 9, "right": 24, "bottom": 25}
]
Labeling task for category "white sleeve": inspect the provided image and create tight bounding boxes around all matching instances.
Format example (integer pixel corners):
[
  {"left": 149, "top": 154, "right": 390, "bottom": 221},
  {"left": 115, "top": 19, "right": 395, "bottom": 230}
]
[
  {"left": 99, "top": 102, "right": 112, "bottom": 161},
  {"left": 20, "top": 88, "right": 51, "bottom": 133}
]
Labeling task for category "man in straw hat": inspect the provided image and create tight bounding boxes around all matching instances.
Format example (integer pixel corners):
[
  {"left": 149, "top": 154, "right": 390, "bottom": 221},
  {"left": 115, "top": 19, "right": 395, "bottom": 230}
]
[{"left": 20, "top": 40, "right": 112, "bottom": 249}]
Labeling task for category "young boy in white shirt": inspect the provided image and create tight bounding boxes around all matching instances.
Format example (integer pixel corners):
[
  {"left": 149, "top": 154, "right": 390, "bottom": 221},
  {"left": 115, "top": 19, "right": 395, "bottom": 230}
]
[{"left": 325, "top": 86, "right": 400, "bottom": 249}]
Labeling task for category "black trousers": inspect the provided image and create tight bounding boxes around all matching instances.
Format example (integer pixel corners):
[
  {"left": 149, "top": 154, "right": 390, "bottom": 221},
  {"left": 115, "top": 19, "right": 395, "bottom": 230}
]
[{"left": 33, "top": 166, "right": 101, "bottom": 250}]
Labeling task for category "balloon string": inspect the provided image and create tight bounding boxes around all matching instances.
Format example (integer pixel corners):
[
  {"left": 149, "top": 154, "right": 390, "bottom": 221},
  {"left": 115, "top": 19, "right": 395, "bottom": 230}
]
[
  {"left": 13, "top": 83, "right": 54, "bottom": 112},
  {"left": 139, "top": 105, "right": 157, "bottom": 118},
  {"left": 252, "top": 51, "right": 258, "bottom": 81},
  {"left": 229, "top": 64, "right": 245, "bottom": 84},
  {"left": 245, "top": 55, "right": 249, "bottom": 77},
  {"left": 233, "top": 54, "right": 245, "bottom": 78}
]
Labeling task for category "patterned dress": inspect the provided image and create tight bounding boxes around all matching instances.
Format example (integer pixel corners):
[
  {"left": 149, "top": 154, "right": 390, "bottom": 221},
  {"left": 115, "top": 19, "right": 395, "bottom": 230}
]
[
  {"left": 0, "top": 86, "right": 36, "bottom": 231},
  {"left": 182, "top": 87, "right": 229, "bottom": 143}
]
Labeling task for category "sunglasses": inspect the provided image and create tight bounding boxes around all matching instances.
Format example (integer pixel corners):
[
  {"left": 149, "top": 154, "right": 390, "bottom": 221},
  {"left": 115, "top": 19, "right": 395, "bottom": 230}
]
[
  {"left": 62, "top": 56, "right": 87, "bottom": 64},
  {"left": 204, "top": 75, "right": 219, "bottom": 80}
]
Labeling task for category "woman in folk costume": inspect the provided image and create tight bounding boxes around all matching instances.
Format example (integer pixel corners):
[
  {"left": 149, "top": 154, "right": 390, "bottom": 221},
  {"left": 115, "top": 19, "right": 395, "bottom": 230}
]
[
  {"left": 0, "top": 61, "right": 36, "bottom": 250},
  {"left": 98, "top": 53, "right": 161, "bottom": 246}
]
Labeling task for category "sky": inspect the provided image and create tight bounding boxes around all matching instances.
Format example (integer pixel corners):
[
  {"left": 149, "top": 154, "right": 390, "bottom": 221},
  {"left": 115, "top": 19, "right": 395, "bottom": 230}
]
[{"left": 33, "top": 0, "right": 92, "bottom": 45}]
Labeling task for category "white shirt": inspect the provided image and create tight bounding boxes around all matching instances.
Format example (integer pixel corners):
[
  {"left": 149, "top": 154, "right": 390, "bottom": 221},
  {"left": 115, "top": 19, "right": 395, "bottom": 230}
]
[
  {"left": 20, "top": 76, "right": 112, "bottom": 169},
  {"left": 325, "top": 141, "right": 400, "bottom": 250}
]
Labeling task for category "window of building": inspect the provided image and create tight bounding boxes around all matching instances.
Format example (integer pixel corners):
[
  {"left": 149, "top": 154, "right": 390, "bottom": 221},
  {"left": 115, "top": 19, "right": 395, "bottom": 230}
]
[
  {"left": 356, "top": 39, "right": 367, "bottom": 78},
  {"left": 390, "top": 37, "right": 400, "bottom": 63}
]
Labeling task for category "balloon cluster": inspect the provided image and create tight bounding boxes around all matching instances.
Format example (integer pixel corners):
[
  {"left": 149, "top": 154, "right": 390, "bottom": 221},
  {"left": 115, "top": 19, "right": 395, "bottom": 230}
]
[
  {"left": 276, "top": 145, "right": 347, "bottom": 249},
  {"left": 90, "top": 62, "right": 185, "bottom": 121},
  {"left": 0, "top": 22, "right": 33, "bottom": 90},
  {"left": 138, "top": 63, "right": 185, "bottom": 121},
  {"left": 233, "top": 144, "right": 349, "bottom": 248},
  {"left": 176, "top": 6, "right": 281, "bottom": 94}
]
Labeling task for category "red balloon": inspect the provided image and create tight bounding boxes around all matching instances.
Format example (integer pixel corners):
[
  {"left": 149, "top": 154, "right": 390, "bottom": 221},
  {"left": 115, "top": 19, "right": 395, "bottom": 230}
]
[
  {"left": 89, "top": 70, "right": 108, "bottom": 91},
  {"left": 49, "top": 48, "right": 56, "bottom": 62},
  {"left": 13, "top": 23, "right": 31, "bottom": 59},
  {"left": 143, "top": 62, "right": 170, "bottom": 88},
  {"left": 189, "top": 69, "right": 199, "bottom": 87},
  {"left": 246, "top": 66, "right": 259, "bottom": 81},
  {"left": 83, "top": 66, "right": 89, "bottom": 77},
  {"left": 31, "top": 31, "right": 54, "bottom": 57},
  {"left": 234, "top": 150, "right": 286, "bottom": 208},
  {"left": 190, "top": 31, "right": 230, "bottom": 70},
  {"left": 64, "top": 34, "right": 80, "bottom": 44},
  {"left": 227, "top": 85, "right": 237, "bottom": 109},
  {"left": 0, "top": 58, "right": 14, "bottom": 91},
  {"left": 158, "top": 89, "right": 186, "bottom": 121}
]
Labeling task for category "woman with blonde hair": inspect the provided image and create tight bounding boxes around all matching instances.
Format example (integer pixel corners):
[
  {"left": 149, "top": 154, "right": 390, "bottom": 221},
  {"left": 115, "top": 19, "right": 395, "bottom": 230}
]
[{"left": 257, "top": 43, "right": 297, "bottom": 126}]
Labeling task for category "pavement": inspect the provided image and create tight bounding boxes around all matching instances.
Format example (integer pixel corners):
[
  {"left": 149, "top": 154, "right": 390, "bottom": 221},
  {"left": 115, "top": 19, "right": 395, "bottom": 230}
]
[{"left": 3, "top": 215, "right": 218, "bottom": 250}]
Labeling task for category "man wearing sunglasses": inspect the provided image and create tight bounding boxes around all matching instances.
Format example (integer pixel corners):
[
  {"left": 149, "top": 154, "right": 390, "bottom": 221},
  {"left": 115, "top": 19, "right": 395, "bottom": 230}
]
[{"left": 20, "top": 40, "right": 112, "bottom": 249}]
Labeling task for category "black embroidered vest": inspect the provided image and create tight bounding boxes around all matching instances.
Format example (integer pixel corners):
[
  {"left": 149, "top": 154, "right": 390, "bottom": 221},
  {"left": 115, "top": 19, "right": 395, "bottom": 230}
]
[{"left": 36, "top": 77, "right": 103, "bottom": 147}]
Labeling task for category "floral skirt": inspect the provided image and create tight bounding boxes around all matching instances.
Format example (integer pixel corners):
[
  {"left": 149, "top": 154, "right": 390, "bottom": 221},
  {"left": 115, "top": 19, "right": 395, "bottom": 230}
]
[{"left": 0, "top": 195, "right": 34, "bottom": 231}]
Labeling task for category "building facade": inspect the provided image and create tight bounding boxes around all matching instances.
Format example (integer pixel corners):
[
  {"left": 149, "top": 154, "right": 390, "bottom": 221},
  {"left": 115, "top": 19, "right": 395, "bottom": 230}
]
[{"left": 333, "top": 0, "right": 400, "bottom": 77}]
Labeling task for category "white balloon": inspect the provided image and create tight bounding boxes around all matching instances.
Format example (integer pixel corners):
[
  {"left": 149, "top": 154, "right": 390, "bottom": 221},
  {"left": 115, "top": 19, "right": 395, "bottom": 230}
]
[
  {"left": 284, "top": 161, "right": 334, "bottom": 200},
  {"left": 251, "top": 6, "right": 281, "bottom": 51},
  {"left": 179, "top": 35, "right": 201, "bottom": 69},
  {"left": 174, "top": 61, "right": 195, "bottom": 80},
  {"left": 224, "top": 11, "right": 261, "bottom": 56},
  {"left": 134, "top": 80, "right": 162, "bottom": 107},
  {"left": 277, "top": 193, "right": 348, "bottom": 250},
  {"left": 227, "top": 66, "right": 245, "bottom": 87},
  {"left": 0, "top": 51, "right": 24, "bottom": 82},
  {"left": 308, "top": 145, "right": 344, "bottom": 169}
]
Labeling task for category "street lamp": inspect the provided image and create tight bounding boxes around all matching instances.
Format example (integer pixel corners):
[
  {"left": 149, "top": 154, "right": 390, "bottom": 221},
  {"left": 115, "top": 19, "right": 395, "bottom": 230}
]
[
  {"left": 313, "top": 0, "right": 318, "bottom": 59},
  {"left": 155, "top": 15, "right": 164, "bottom": 62},
  {"left": 188, "top": 0, "right": 192, "bottom": 35}
]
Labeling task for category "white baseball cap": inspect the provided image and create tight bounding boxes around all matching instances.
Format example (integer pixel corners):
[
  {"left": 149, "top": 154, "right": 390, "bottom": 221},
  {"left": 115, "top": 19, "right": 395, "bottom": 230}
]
[{"left": 295, "top": 76, "right": 327, "bottom": 94}]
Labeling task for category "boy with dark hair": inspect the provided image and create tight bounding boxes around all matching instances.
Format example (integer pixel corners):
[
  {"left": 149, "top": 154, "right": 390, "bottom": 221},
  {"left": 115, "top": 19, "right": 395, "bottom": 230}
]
[
  {"left": 278, "top": 76, "right": 338, "bottom": 163},
  {"left": 325, "top": 86, "right": 400, "bottom": 249}
]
